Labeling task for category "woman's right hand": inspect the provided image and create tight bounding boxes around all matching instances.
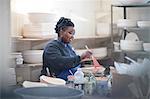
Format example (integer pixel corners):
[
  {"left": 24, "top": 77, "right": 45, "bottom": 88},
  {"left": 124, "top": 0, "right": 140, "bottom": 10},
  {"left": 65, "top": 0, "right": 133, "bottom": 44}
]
[{"left": 80, "top": 50, "right": 92, "bottom": 60}]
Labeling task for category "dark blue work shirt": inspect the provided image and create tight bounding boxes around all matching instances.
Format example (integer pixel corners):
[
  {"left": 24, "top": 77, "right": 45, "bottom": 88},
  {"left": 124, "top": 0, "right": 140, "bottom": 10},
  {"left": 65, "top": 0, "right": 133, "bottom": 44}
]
[{"left": 41, "top": 39, "right": 81, "bottom": 80}]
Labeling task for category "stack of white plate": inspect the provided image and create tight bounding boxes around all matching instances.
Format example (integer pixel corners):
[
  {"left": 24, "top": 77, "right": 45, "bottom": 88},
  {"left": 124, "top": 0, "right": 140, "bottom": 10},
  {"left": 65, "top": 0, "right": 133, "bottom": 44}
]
[
  {"left": 28, "top": 13, "right": 56, "bottom": 23},
  {"left": 143, "top": 43, "right": 150, "bottom": 52},
  {"left": 23, "top": 23, "right": 55, "bottom": 38},
  {"left": 117, "top": 19, "right": 137, "bottom": 28},
  {"left": 120, "top": 40, "right": 143, "bottom": 51},
  {"left": 120, "top": 33, "right": 143, "bottom": 51},
  {"left": 23, "top": 13, "right": 56, "bottom": 38},
  {"left": 6, "top": 68, "right": 16, "bottom": 85}
]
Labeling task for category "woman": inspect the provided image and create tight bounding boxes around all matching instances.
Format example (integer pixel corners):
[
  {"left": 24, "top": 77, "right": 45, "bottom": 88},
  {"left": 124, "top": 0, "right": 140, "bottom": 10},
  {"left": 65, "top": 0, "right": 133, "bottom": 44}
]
[{"left": 41, "top": 17, "right": 92, "bottom": 80}]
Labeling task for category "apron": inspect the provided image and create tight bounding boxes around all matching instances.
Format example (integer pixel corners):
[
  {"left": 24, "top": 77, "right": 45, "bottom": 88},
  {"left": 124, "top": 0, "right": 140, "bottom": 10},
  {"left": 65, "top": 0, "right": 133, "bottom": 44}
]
[{"left": 57, "top": 44, "right": 80, "bottom": 80}]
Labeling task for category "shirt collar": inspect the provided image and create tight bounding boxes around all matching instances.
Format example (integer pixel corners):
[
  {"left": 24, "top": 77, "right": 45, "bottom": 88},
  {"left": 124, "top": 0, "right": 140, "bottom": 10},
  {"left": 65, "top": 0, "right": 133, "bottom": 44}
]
[{"left": 57, "top": 38, "right": 69, "bottom": 48}]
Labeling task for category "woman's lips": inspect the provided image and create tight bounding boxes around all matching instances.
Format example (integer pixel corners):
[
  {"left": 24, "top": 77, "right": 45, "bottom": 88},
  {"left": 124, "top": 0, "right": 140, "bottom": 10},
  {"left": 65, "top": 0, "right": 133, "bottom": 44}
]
[{"left": 70, "top": 38, "right": 74, "bottom": 42}]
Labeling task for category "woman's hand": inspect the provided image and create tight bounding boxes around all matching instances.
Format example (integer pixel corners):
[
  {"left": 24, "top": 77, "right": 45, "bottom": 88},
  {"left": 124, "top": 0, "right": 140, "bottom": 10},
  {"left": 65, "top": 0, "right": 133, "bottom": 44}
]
[{"left": 80, "top": 50, "right": 92, "bottom": 60}]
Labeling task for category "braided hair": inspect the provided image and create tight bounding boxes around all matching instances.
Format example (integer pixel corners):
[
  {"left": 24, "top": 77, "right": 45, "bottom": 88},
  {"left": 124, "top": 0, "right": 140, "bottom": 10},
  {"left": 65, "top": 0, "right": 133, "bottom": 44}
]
[{"left": 55, "top": 17, "right": 74, "bottom": 35}]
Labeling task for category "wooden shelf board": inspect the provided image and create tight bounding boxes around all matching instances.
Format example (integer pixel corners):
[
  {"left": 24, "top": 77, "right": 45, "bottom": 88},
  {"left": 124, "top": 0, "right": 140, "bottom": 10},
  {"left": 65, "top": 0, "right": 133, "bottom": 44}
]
[
  {"left": 112, "top": 4, "right": 150, "bottom": 7},
  {"left": 113, "top": 50, "right": 149, "bottom": 54},
  {"left": 16, "top": 63, "right": 42, "bottom": 67}
]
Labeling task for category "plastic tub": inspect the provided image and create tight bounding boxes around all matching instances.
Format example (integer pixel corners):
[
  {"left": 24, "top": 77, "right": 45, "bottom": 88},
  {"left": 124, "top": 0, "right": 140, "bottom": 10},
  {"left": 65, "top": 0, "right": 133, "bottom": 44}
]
[{"left": 14, "top": 86, "right": 84, "bottom": 99}]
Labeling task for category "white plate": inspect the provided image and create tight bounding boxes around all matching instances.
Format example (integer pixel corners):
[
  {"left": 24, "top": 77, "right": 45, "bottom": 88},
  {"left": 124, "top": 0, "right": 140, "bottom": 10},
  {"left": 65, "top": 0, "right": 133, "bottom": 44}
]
[
  {"left": 23, "top": 81, "right": 48, "bottom": 88},
  {"left": 40, "top": 75, "right": 66, "bottom": 85}
]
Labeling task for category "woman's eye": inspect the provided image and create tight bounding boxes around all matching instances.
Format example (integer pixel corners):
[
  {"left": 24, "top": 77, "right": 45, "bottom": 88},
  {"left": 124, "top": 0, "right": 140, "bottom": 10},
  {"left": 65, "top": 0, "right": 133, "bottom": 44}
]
[
  {"left": 68, "top": 32, "right": 75, "bottom": 35},
  {"left": 68, "top": 32, "right": 71, "bottom": 34}
]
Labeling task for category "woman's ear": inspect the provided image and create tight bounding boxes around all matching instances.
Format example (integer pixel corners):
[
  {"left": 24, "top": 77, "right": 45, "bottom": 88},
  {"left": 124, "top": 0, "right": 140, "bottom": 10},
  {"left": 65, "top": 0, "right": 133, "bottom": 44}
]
[{"left": 59, "top": 30, "right": 64, "bottom": 38}]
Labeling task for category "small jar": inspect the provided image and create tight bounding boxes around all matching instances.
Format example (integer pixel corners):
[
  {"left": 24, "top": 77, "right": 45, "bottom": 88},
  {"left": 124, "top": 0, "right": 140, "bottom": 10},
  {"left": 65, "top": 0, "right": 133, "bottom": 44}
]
[
  {"left": 66, "top": 75, "right": 75, "bottom": 88},
  {"left": 16, "top": 55, "right": 23, "bottom": 65}
]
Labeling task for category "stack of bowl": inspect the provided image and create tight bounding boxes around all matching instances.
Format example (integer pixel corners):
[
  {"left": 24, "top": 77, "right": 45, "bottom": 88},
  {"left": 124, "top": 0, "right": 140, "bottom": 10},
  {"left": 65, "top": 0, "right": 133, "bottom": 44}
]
[
  {"left": 22, "top": 50, "right": 43, "bottom": 64},
  {"left": 143, "top": 43, "right": 150, "bottom": 52},
  {"left": 117, "top": 19, "right": 137, "bottom": 28},
  {"left": 23, "top": 13, "right": 56, "bottom": 38},
  {"left": 120, "top": 32, "right": 143, "bottom": 51}
]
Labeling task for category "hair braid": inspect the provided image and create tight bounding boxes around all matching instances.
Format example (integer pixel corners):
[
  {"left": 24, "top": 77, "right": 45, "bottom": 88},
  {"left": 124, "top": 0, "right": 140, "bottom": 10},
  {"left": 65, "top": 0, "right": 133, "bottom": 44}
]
[{"left": 55, "top": 17, "right": 74, "bottom": 34}]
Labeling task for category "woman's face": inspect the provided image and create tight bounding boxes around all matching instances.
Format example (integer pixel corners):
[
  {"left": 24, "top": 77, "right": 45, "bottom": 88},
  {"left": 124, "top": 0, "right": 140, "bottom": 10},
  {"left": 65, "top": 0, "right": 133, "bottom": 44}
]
[{"left": 60, "top": 26, "right": 75, "bottom": 43}]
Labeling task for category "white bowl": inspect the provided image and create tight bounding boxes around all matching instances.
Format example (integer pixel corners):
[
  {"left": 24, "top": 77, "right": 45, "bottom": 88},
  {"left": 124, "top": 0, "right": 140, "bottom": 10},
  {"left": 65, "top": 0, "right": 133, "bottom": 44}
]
[
  {"left": 40, "top": 75, "right": 66, "bottom": 85},
  {"left": 143, "top": 43, "right": 150, "bottom": 51},
  {"left": 23, "top": 81, "right": 48, "bottom": 88},
  {"left": 113, "top": 42, "right": 120, "bottom": 51},
  {"left": 23, "top": 23, "right": 55, "bottom": 38},
  {"left": 120, "top": 40, "right": 143, "bottom": 51},
  {"left": 117, "top": 19, "right": 137, "bottom": 28},
  {"left": 28, "top": 13, "right": 56, "bottom": 23},
  {"left": 22, "top": 50, "right": 43, "bottom": 64},
  {"left": 137, "top": 21, "right": 150, "bottom": 28}
]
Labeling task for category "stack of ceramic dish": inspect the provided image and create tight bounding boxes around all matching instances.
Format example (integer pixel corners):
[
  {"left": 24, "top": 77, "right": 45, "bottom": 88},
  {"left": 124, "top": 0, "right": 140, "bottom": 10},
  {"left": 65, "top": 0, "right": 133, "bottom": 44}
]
[
  {"left": 22, "top": 50, "right": 43, "bottom": 64},
  {"left": 28, "top": 13, "right": 55, "bottom": 23},
  {"left": 120, "top": 32, "right": 143, "bottom": 51},
  {"left": 143, "top": 43, "right": 150, "bottom": 51},
  {"left": 23, "top": 13, "right": 56, "bottom": 38},
  {"left": 117, "top": 19, "right": 137, "bottom": 28},
  {"left": 113, "top": 42, "right": 120, "bottom": 51}
]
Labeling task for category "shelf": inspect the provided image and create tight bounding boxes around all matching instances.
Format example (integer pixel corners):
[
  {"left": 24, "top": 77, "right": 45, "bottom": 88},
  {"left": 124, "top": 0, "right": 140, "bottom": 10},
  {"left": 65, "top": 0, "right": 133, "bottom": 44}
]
[
  {"left": 112, "top": 4, "right": 150, "bottom": 7},
  {"left": 12, "top": 35, "right": 109, "bottom": 41},
  {"left": 12, "top": 36, "right": 56, "bottom": 41},
  {"left": 16, "top": 63, "right": 42, "bottom": 68},
  {"left": 118, "top": 27, "right": 150, "bottom": 31},
  {"left": 113, "top": 50, "right": 150, "bottom": 54},
  {"left": 74, "top": 36, "right": 110, "bottom": 39}
]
